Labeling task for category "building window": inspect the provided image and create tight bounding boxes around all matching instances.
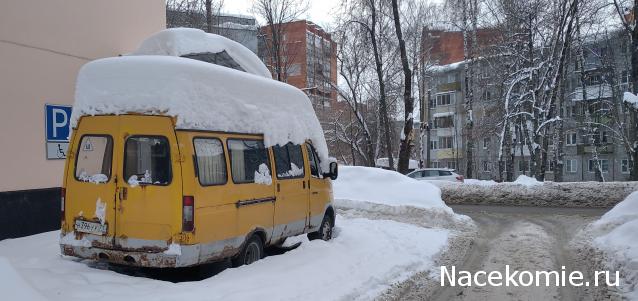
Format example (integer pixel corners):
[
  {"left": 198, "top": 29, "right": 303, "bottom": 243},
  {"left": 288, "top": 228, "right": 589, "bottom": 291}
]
[
  {"left": 518, "top": 160, "right": 530, "bottom": 172},
  {"left": 565, "top": 159, "right": 577, "bottom": 173},
  {"left": 483, "top": 137, "right": 490, "bottom": 149},
  {"left": 434, "top": 116, "right": 454, "bottom": 128},
  {"left": 430, "top": 161, "right": 440, "bottom": 168},
  {"left": 621, "top": 159, "right": 630, "bottom": 174},
  {"left": 447, "top": 73, "right": 456, "bottom": 83},
  {"left": 588, "top": 159, "right": 609, "bottom": 173},
  {"left": 482, "top": 161, "right": 489, "bottom": 172},
  {"left": 436, "top": 92, "right": 454, "bottom": 106},
  {"left": 438, "top": 136, "right": 454, "bottom": 149},
  {"left": 429, "top": 140, "right": 438, "bottom": 150},
  {"left": 447, "top": 161, "right": 457, "bottom": 170},
  {"left": 566, "top": 133, "right": 577, "bottom": 146},
  {"left": 590, "top": 131, "right": 608, "bottom": 145}
]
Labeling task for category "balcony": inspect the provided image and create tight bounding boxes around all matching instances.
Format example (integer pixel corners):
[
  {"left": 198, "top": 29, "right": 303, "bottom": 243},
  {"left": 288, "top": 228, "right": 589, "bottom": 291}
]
[{"left": 572, "top": 84, "right": 612, "bottom": 101}]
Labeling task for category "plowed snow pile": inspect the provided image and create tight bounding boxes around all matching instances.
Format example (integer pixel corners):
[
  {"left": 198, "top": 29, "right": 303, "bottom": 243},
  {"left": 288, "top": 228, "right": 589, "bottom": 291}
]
[
  {"left": 576, "top": 191, "right": 638, "bottom": 299},
  {"left": 333, "top": 166, "right": 472, "bottom": 229}
]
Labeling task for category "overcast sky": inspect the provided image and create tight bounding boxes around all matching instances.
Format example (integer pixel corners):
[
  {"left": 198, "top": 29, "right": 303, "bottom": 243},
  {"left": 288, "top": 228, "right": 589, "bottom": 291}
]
[{"left": 222, "top": 0, "right": 342, "bottom": 29}]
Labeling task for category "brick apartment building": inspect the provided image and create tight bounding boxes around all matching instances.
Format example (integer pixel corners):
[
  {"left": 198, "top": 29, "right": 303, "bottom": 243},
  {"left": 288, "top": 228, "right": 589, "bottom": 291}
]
[{"left": 258, "top": 20, "right": 338, "bottom": 122}]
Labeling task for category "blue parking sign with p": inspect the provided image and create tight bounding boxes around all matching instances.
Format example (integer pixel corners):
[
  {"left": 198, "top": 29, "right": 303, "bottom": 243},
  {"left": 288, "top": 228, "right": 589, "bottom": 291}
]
[{"left": 45, "top": 104, "right": 72, "bottom": 142}]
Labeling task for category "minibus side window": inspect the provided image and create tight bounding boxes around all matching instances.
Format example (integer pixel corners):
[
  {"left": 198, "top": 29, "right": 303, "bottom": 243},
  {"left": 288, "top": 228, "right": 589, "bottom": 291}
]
[
  {"left": 75, "top": 135, "right": 113, "bottom": 184},
  {"left": 193, "top": 138, "right": 227, "bottom": 186},
  {"left": 273, "top": 143, "right": 305, "bottom": 179},
  {"left": 124, "top": 136, "right": 172, "bottom": 186},
  {"left": 228, "top": 139, "right": 271, "bottom": 184},
  {"left": 305, "top": 144, "right": 321, "bottom": 178}
]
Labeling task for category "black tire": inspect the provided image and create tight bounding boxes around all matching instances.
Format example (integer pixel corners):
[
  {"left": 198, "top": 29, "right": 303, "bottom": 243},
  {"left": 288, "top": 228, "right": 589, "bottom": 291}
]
[
  {"left": 308, "top": 214, "right": 334, "bottom": 241},
  {"left": 232, "top": 235, "right": 263, "bottom": 267}
]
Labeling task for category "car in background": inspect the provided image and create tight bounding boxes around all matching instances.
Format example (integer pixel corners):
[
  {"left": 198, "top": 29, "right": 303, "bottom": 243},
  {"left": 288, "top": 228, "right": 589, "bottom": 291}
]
[{"left": 406, "top": 168, "right": 464, "bottom": 183}]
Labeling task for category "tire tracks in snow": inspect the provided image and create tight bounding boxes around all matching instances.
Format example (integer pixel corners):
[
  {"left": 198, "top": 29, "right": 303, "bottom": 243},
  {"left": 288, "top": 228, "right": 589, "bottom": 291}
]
[{"left": 378, "top": 205, "right": 608, "bottom": 301}]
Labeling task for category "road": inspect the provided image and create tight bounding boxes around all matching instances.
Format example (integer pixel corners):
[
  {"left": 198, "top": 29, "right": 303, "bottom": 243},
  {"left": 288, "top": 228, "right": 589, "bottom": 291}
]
[{"left": 428, "top": 205, "right": 609, "bottom": 301}]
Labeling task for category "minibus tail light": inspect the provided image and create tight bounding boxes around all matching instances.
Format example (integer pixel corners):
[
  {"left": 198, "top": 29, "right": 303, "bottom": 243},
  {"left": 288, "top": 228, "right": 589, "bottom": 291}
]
[
  {"left": 182, "top": 196, "right": 194, "bottom": 232},
  {"left": 61, "top": 188, "right": 66, "bottom": 222}
]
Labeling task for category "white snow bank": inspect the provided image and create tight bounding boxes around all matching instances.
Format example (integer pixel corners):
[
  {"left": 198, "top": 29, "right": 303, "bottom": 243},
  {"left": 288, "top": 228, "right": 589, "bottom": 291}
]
[
  {"left": 460, "top": 175, "right": 540, "bottom": 187},
  {"left": 581, "top": 191, "right": 638, "bottom": 299},
  {"left": 624, "top": 92, "right": 638, "bottom": 109},
  {"left": 333, "top": 166, "right": 450, "bottom": 212},
  {"left": 0, "top": 217, "right": 449, "bottom": 301},
  {"left": 595, "top": 191, "right": 638, "bottom": 226},
  {"left": 463, "top": 179, "right": 498, "bottom": 186},
  {"left": 513, "top": 174, "right": 542, "bottom": 187},
  {"left": 132, "top": 28, "right": 270, "bottom": 78},
  {"left": 71, "top": 55, "right": 331, "bottom": 170}
]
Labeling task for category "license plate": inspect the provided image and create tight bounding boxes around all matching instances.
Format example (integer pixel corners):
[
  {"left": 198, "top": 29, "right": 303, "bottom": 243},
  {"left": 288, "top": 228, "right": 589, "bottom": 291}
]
[{"left": 75, "top": 220, "right": 107, "bottom": 235}]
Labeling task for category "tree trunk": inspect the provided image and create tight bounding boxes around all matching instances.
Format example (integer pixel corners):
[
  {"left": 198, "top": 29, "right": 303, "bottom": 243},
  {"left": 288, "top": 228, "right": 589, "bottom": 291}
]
[
  {"left": 392, "top": 0, "right": 414, "bottom": 174},
  {"left": 205, "top": 0, "right": 213, "bottom": 33},
  {"left": 629, "top": 0, "right": 638, "bottom": 180},
  {"left": 368, "top": 0, "right": 394, "bottom": 170}
]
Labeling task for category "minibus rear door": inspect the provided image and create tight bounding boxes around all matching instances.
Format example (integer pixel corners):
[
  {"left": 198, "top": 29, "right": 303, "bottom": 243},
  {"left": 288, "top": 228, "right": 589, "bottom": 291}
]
[{"left": 114, "top": 115, "right": 183, "bottom": 252}]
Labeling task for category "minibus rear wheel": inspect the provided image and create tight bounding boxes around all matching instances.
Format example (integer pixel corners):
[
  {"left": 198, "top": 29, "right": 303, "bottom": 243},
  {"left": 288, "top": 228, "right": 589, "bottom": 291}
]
[
  {"left": 308, "top": 214, "right": 334, "bottom": 241},
  {"left": 232, "top": 235, "right": 263, "bottom": 267}
]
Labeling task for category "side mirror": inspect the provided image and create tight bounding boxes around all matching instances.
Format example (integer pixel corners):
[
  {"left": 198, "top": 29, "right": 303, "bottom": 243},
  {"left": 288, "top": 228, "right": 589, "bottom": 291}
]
[{"left": 324, "top": 162, "right": 338, "bottom": 180}]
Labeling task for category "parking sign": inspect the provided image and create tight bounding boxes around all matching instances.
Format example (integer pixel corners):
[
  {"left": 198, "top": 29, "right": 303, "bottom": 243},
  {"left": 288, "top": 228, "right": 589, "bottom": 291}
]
[{"left": 45, "top": 104, "right": 72, "bottom": 159}]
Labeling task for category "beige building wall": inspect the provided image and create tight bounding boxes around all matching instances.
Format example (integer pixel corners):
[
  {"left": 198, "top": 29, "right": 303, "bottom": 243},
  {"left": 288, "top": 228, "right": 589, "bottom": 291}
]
[{"left": 0, "top": 0, "right": 166, "bottom": 192}]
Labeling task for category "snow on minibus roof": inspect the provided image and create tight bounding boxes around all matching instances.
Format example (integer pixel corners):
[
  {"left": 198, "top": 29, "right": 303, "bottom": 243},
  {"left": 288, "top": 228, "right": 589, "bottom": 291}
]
[
  {"left": 131, "top": 28, "right": 271, "bottom": 79},
  {"left": 71, "top": 55, "right": 331, "bottom": 169}
]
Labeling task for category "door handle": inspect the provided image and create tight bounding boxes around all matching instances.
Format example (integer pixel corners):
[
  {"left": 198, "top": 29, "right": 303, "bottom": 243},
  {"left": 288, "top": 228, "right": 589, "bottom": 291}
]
[
  {"left": 119, "top": 187, "right": 128, "bottom": 200},
  {"left": 312, "top": 192, "right": 319, "bottom": 195}
]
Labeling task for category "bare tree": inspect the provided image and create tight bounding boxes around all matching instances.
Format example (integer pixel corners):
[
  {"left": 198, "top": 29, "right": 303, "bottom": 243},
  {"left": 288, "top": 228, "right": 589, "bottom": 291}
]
[
  {"left": 391, "top": 0, "right": 415, "bottom": 174},
  {"left": 253, "top": 0, "right": 309, "bottom": 82},
  {"left": 166, "top": 0, "right": 224, "bottom": 32}
]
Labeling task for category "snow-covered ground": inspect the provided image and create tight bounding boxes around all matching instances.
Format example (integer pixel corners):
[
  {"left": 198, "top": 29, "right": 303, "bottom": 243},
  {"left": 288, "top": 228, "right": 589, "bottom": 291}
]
[
  {"left": 0, "top": 217, "right": 448, "bottom": 301},
  {"left": 574, "top": 191, "right": 638, "bottom": 300},
  {"left": 0, "top": 166, "right": 469, "bottom": 301}
]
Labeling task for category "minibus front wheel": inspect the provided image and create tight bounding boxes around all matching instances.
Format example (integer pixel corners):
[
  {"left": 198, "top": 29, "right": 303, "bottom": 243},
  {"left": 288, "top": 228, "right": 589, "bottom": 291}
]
[
  {"left": 309, "top": 214, "right": 334, "bottom": 241},
  {"left": 232, "top": 235, "right": 263, "bottom": 267}
]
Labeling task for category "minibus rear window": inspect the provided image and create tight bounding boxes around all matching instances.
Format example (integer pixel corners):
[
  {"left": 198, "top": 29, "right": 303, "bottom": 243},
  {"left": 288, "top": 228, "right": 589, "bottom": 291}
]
[
  {"left": 228, "top": 139, "right": 271, "bottom": 184},
  {"left": 75, "top": 135, "right": 113, "bottom": 183},
  {"left": 124, "top": 136, "right": 172, "bottom": 186}
]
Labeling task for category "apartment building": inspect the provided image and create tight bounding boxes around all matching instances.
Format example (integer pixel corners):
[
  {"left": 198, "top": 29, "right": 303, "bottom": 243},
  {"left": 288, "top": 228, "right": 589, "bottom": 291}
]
[
  {"left": 258, "top": 20, "right": 338, "bottom": 118},
  {"left": 420, "top": 28, "right": 633, "bottom": 181}
]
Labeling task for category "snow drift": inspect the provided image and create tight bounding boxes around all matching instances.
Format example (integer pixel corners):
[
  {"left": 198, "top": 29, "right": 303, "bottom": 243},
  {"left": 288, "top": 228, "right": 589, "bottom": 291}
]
[
  {"left": 71, "top": 55, "right": 331, "bottom": 169},
  {"left": 574, "top": 191, "right": 638, "bottom": 299},
  {"left": 132, "top": 28, "right": 271, "bottom": 78},
  {"left": 332, "top": 166, "right": 472, "bottom": 230},
  {"left": 333, "top": 166, "right": 448, "bottom": 210}
]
